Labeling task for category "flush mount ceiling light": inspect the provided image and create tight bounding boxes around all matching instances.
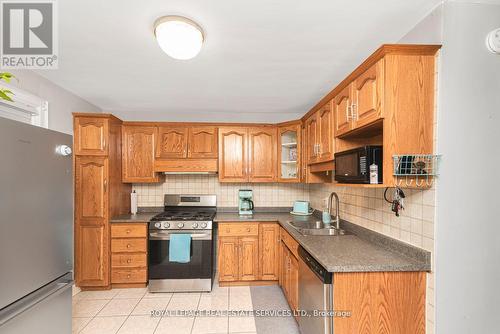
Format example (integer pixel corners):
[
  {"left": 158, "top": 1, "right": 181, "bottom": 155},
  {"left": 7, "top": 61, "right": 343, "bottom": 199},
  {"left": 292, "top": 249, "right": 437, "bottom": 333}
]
[{"left": 154, "top": 16, "right": 204, "bottom": 60}]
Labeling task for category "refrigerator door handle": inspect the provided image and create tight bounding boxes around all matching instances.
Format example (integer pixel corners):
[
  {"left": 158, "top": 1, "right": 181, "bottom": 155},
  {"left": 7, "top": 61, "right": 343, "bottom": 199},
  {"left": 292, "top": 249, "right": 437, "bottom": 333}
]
[{"left": 0, "top": 275, "right": 73, "bottom": 326}]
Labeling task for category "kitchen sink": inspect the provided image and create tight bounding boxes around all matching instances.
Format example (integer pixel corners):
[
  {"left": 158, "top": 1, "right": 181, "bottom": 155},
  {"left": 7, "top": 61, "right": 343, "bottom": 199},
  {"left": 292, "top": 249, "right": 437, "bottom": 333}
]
[{"left": 287, "top": 220, "right": 349, "bottom": 236}]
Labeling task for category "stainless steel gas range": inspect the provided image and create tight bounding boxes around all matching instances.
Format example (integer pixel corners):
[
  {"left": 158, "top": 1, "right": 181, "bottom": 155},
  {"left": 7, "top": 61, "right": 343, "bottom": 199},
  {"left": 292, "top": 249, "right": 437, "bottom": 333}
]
[{"left": 148, "top": 194, "right": 217, "bottom": 293}]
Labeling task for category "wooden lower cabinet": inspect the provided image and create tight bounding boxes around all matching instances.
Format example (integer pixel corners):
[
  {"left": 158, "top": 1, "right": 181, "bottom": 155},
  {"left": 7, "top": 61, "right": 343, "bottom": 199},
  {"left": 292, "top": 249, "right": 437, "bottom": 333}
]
[
  {"left": 279, "top": 232, "right": 299, "bottom": 313},
  {"left": 218, "top": 222, "right": 279, "bottom": 283},
  {"left": 110, "top": 223, "right": 148, "bottom": 286},
  {"left": 333, "top": 272, "right": 426, "bottom": 334}
]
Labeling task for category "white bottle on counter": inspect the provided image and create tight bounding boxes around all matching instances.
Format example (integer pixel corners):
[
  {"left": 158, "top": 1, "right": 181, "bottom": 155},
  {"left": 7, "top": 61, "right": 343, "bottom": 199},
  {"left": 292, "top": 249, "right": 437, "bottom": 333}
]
[
  {"left": 131, "top": 190, "right": 138, "bottom": 214},
  {"left": 369, "top": 163, "right": 379, "bottom": 184}
]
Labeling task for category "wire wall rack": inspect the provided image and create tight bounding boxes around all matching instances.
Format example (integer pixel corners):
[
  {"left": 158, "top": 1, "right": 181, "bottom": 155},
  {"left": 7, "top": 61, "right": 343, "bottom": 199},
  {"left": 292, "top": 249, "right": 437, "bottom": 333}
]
[{"left": 393, "top": 154, "right": 441, "bottom": 187}]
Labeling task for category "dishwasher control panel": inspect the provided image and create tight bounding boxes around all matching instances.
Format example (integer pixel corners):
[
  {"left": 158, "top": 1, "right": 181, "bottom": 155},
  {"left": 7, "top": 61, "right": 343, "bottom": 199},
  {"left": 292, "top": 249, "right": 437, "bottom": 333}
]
[{"left": 298, "top": 246, "right": 332, "bottom": 284}]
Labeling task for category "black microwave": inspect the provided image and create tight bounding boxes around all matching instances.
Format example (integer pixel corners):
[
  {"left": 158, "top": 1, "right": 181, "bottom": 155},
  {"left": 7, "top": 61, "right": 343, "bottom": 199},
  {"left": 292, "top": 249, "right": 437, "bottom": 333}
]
[{"left": 334, "top": 146, "right": 383, "bottom": 184}]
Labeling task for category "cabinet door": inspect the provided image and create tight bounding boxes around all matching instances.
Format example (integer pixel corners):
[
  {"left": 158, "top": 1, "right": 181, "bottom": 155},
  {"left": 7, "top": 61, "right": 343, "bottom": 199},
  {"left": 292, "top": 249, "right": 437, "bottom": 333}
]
[
  {"left": 74, "top": 117, "right": 109, "bottom": 155},
  {"left": 218, "top": 127, "right": 248, "bottom": 182},
  {"left": 248, "top": 127, "right": 277, "bottom": 182},
  {"left": 74, "top": 156, "right": 109, "bottom": 287},
  {"left": 352, "top": 61, "right": 383, "bottom": 129},
  {"left": 318, "top": 101, "right": 334, "bottom": 162},
  {"left": 156, "top": 126, "right": 188, "bottom": 159},
  {"left": 278, "top": 124, "right": 301, "bottom": 182},
  {"left": 289, "top": 253, "right": 299, "bottom": 312},
  {"left": 239, "top": 236, "right": 259, "bottom": 281},
  {"left": 259, "top": 223, "right": 279, "bottom": 280},
  {"left": 305, "top": 115, "right": 318, "bottom": 164},
  {"left": 218, "top": 237, "right": 239, "bottom": 282},
  {"left": 282, "top": 245, "right": 291, "bottom": 298},
  {"left": 334, "top": 85, "right": 352, "bottom": 137},
  {"left": 188, "top": 126, "right": 218, "bottom": 158},
  {"left": 122, "top": 126, "right": 160, "bottom": 183}
]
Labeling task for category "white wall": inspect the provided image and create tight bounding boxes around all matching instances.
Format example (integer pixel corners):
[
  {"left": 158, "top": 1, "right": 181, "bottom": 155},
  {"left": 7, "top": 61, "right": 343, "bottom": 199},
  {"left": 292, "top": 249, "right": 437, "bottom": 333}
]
[
  {"left": 7, "top": 70, "right": 101, "bottom": 134},
  {"left": 435, "top": 2, "right": 500, "bottom": 333}
]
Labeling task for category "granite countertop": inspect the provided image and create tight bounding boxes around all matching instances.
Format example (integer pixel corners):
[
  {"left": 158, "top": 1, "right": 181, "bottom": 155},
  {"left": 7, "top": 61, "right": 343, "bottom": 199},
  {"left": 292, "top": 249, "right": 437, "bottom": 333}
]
[
  {"left": 214, "top": 212, "right": 431, "bottom": 273},
  {"left": 110, "top": 209, "right": 431, "bottom": 273}
]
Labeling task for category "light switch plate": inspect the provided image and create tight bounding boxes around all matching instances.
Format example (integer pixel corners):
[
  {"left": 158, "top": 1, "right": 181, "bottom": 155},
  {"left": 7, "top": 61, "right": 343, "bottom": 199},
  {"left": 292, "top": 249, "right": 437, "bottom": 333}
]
[{"left": 486, "top": 28, "right": 500, "bottom": 54}]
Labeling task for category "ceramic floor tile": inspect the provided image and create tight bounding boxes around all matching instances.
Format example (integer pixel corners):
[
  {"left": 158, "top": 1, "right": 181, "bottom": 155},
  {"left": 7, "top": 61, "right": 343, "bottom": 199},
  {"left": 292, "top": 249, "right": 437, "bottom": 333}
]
[
  {"left": 73, "top": 299, "right": 109, "bottom": 317},
  {"left": 116, "top": 315, "right": 160, "bottom": 334},
  {"left": 114, "top": 288, "right": 147, "bottom": 299},
  {"left": 72, "top": 317, "right": 91, "bottom": 334},
  {"left": 77, "top": 290, "right": 120, "bottom": 300},
  {"left": 166, "top": 294, "right": 201, "bottom": 312},
  {"left": 198, "top": 295, "right": 229, "bottom": 311},
  {"left": 229, "top": 296, "right": 253, "bottom": 311},
  {"left": 191, "top": 316, "right": 229, "bottom": 334},
  {"left": 171, "top": 292, "right": 202, "bottom": 298},
  {"left": 143, "top": 291, "right": 173, "bottom": 299},
  {"left": 154, "top": 316, "right": 195, "bottom": 334},
  {"left": 228, "top": 316, "right": 256, "bottom": 333},
  {"left": 80, "top": 316, "right": 127, "bottom": 334},
  {"left": 97, "top": 298, "right": 140, "bottom": 317},
  {"left": 132, "top": 297, "right": 171, "bottom": 316}
]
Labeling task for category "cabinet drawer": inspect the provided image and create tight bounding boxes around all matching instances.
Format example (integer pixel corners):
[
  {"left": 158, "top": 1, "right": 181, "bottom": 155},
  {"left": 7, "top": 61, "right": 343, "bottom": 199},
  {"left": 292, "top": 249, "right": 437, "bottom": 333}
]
[
  {"left": 219, "top": 223, "right": 259, "bottom": 237},
  {"left": 281, "top": 228, "right": 299, "bottom": 258},
  {"left": 111, "top": 238, "right": 147, "bottom": 253},
  {"left": 111, "top": 224, "right": 147, "bottom": 238},
  {"left": 111, "top": 253, "right": 147, "bottom": 268},
  {"left": 111, "top": 268, "right": 147, "bottom": 284}
]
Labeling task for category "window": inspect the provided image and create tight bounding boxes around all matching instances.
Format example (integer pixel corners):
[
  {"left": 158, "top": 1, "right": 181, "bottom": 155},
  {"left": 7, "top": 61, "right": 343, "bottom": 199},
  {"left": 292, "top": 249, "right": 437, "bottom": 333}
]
[{"left": 0, "top": 82, "right": 48, "bottom": 128}]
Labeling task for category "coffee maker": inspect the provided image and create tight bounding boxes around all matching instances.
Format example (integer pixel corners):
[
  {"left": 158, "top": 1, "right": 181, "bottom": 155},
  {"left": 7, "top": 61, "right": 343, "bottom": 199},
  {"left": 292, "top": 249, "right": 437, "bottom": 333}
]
[{"left": 238, "top": 189, "right": 254, "bottom": 215}]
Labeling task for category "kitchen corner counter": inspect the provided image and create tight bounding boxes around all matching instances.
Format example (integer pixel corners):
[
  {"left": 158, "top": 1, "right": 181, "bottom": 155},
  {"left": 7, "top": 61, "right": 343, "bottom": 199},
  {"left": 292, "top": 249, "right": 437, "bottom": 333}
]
[{"left": 214, "top": 212, "right": 431, "bottom": 273}]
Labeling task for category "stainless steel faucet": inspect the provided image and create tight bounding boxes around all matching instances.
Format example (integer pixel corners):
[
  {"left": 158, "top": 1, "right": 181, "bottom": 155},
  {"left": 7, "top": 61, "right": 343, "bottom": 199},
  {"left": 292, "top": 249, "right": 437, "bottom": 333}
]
[{"left": 327, "top": 192, "right": 341, "bottom": 230}]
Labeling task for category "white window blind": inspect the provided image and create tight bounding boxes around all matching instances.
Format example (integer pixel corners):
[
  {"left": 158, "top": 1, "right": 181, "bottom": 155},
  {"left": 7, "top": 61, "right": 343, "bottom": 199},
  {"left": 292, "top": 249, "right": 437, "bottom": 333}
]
[{"left": 0, "top": 82, "right": 48, "bottom": 128}]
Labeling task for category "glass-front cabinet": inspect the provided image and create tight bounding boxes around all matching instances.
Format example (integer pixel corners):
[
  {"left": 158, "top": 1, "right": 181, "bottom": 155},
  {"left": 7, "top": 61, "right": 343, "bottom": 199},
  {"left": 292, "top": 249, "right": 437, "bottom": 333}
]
[{"left": 278, "top": 122, "right": 301, "bottom": 182}]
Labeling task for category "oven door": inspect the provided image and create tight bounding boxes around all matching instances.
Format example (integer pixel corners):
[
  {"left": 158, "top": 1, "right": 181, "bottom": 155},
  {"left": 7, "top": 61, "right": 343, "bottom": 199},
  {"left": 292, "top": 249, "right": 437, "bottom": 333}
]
[{"left": 148, "top": 230, "right": 214, "bottom": 291}]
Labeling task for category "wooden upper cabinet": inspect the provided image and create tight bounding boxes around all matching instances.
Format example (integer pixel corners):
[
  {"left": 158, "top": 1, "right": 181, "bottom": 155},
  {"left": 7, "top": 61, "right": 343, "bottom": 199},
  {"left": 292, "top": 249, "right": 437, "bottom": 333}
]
[
  {"left": 352, "top": 60, "right": 384, "bottom": 129},
  {"left": 218, "top": 127, "right": 248, "bottom": 182},
  {"left": 318, "top": 101, "right": 334, "bottom": 162},
  {"left": 122, "top": 126, "right": 161, "bottom": 183},
  {"left": 278, "top": 123, "right": 301, "bottom": 183},
  {"left": 305, "top": 115, "right": 318, "bottom": 164},
  {"left": 248, "top": 127, "right": 277, "bottom": 182},
  {"left": 259, "top": 223, "right": 279, "bottom": 280},
  {"left": 239, "top": 236, "right": 259, "bottom": 281},
  {"left": 156, "top": 126, "right": 188, "bottom": 159},
  {"left": 74, "top": 117, "right": 109, "bottom": 155},
  {"left": 334, "top": 85, "right": 352, "bottom": 137},
  {"left": 188, "top": 126, "right": 218, "bottom": 158}
]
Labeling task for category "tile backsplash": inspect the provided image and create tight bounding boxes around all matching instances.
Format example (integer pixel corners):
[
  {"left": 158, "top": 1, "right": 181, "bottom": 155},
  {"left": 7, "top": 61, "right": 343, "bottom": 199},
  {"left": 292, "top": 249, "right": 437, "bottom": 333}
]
[{"left": 132, "top": 174, "right": 309, "bottom": 208}]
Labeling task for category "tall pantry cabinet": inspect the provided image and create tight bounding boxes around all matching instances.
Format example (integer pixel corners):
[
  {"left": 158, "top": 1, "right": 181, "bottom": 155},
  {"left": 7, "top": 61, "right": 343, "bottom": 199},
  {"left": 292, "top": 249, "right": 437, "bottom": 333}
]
[{"left": 73, "top": 113, "right": 131, "bottom": 289}]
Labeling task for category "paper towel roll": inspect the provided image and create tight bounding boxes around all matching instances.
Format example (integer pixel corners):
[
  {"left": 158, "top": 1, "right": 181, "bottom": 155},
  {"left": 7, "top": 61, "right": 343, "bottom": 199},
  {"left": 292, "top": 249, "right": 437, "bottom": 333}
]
[{"left": 131, "top": 190, "right": 138, "bottom": 214}]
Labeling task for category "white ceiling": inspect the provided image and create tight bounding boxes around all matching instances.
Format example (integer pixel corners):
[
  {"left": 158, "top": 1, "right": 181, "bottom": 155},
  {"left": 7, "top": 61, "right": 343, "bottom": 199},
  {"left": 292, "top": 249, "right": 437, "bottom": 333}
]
[{"left": 38, "top": 0, "right": 442, "bottom": 123}]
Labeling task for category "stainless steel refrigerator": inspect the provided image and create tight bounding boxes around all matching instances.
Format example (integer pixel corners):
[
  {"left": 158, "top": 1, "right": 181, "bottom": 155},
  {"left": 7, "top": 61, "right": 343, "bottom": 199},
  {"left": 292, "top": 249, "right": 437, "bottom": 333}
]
[{"left": 0, "top": 117, "right": 73, "bottom": 334}]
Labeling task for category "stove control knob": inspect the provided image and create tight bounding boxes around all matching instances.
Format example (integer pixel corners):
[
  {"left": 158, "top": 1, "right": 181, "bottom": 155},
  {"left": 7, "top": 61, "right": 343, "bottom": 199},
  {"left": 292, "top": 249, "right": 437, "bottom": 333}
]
[
  {"left": 200, "top": 222, "right": 207, "bottom": 228},
  {"left": 192, "top": 223, "right": 198, "bottom": 229},
  {"left": 177, "top": 222, "right": 184, "bottom": 228},
  {"left": 154, "top": 222, "right": 161, "bottom": 229},
  {"left": 163, "top": 222, "right": 170, "bottom": 229}
]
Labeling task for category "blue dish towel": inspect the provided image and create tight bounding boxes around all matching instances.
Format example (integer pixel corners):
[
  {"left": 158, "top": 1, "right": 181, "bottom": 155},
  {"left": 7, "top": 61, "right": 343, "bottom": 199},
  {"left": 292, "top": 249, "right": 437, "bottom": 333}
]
[{"left": 169, "top": 234, "right": 191, "bottom": 263}]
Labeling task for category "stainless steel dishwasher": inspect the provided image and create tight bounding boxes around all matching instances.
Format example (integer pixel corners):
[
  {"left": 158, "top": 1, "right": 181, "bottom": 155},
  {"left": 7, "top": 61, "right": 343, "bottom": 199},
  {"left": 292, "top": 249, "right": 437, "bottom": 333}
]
[{"left": 298, "top": 246, "right": 333, "bottom": 334}]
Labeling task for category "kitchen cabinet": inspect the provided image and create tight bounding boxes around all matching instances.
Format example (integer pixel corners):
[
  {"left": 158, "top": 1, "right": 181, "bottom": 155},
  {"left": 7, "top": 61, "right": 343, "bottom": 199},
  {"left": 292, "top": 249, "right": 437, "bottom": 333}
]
[
  {"left": 279, "top": 227, "right": 299, "bottom": 312},
  {"left": 218, "top": 126, "right": 276, "bottom": 182},
  {"left": 73, "top": 114, "right": 131, "bottom": 290},
  {"left": 74, "top": 116, "right": 109, "bottom": 156},
  {"left": 122, "top": 125, "right": 163, "bottom": 183},
  {"left": 334, "top": 61, "right": 383, "bottom": 137},
  {"left": 278, "top": 122, "right": 301, "bottom": 182},
  {"left": 156, "top": 126, "right": 188, "bottom": 159},
  {"left": 188, "top": 126, "right": 218, "bottom": 158},
  {"left": 304, "top": 101, "right": 334, "bottom": 165},
  {"left": 218, "top": 222, "right": 279, "bottom": 284},
  {"left": 259, "top": 223, "right": 280, "bottom": 280},
  {"left": 248, "top": 127, "right": 277, "bottom": 182},
  {"left": 110, "top": 223, "right": 148, "bottom": 287}
]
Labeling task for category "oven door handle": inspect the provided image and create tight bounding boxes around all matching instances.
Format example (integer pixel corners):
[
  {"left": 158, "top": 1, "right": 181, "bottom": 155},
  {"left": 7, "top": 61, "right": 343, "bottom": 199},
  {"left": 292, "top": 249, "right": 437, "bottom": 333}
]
[{"left": 149, "top": 232, "right": 212, "bottom": 241}]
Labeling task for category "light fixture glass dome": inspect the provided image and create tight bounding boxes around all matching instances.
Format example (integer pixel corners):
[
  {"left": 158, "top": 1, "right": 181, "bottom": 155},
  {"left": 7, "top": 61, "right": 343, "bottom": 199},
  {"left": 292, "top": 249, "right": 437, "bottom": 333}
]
[{"left": 154, "top": 16, "right": 204, "bottom": 60}]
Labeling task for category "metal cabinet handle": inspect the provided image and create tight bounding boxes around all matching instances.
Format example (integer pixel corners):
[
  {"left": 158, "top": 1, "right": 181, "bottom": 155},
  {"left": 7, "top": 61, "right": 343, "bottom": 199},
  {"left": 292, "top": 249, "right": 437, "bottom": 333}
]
[
  {"left": 126, "top": 229, "right": 131, "bottom": 234},
  {"left": 126, "top": 244, "right": 131, "bottom": 248},
  {"left": 104, "top": 179, "right": 107, "bottom": 192},
  {"left": 346, "top": 104, "right": 352, "bottom": 121},
  {"left": 127, "top": 259, "right": 132, "bottom": 263},
  {"left": 246, "top": 228, "right": 251, "bottom": 232},
  {"left": 351, "top": 103, "right": 358, "bottom": 120},
  {"left": 127, "top": 274, "right": 131, "bottom": 279}
]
